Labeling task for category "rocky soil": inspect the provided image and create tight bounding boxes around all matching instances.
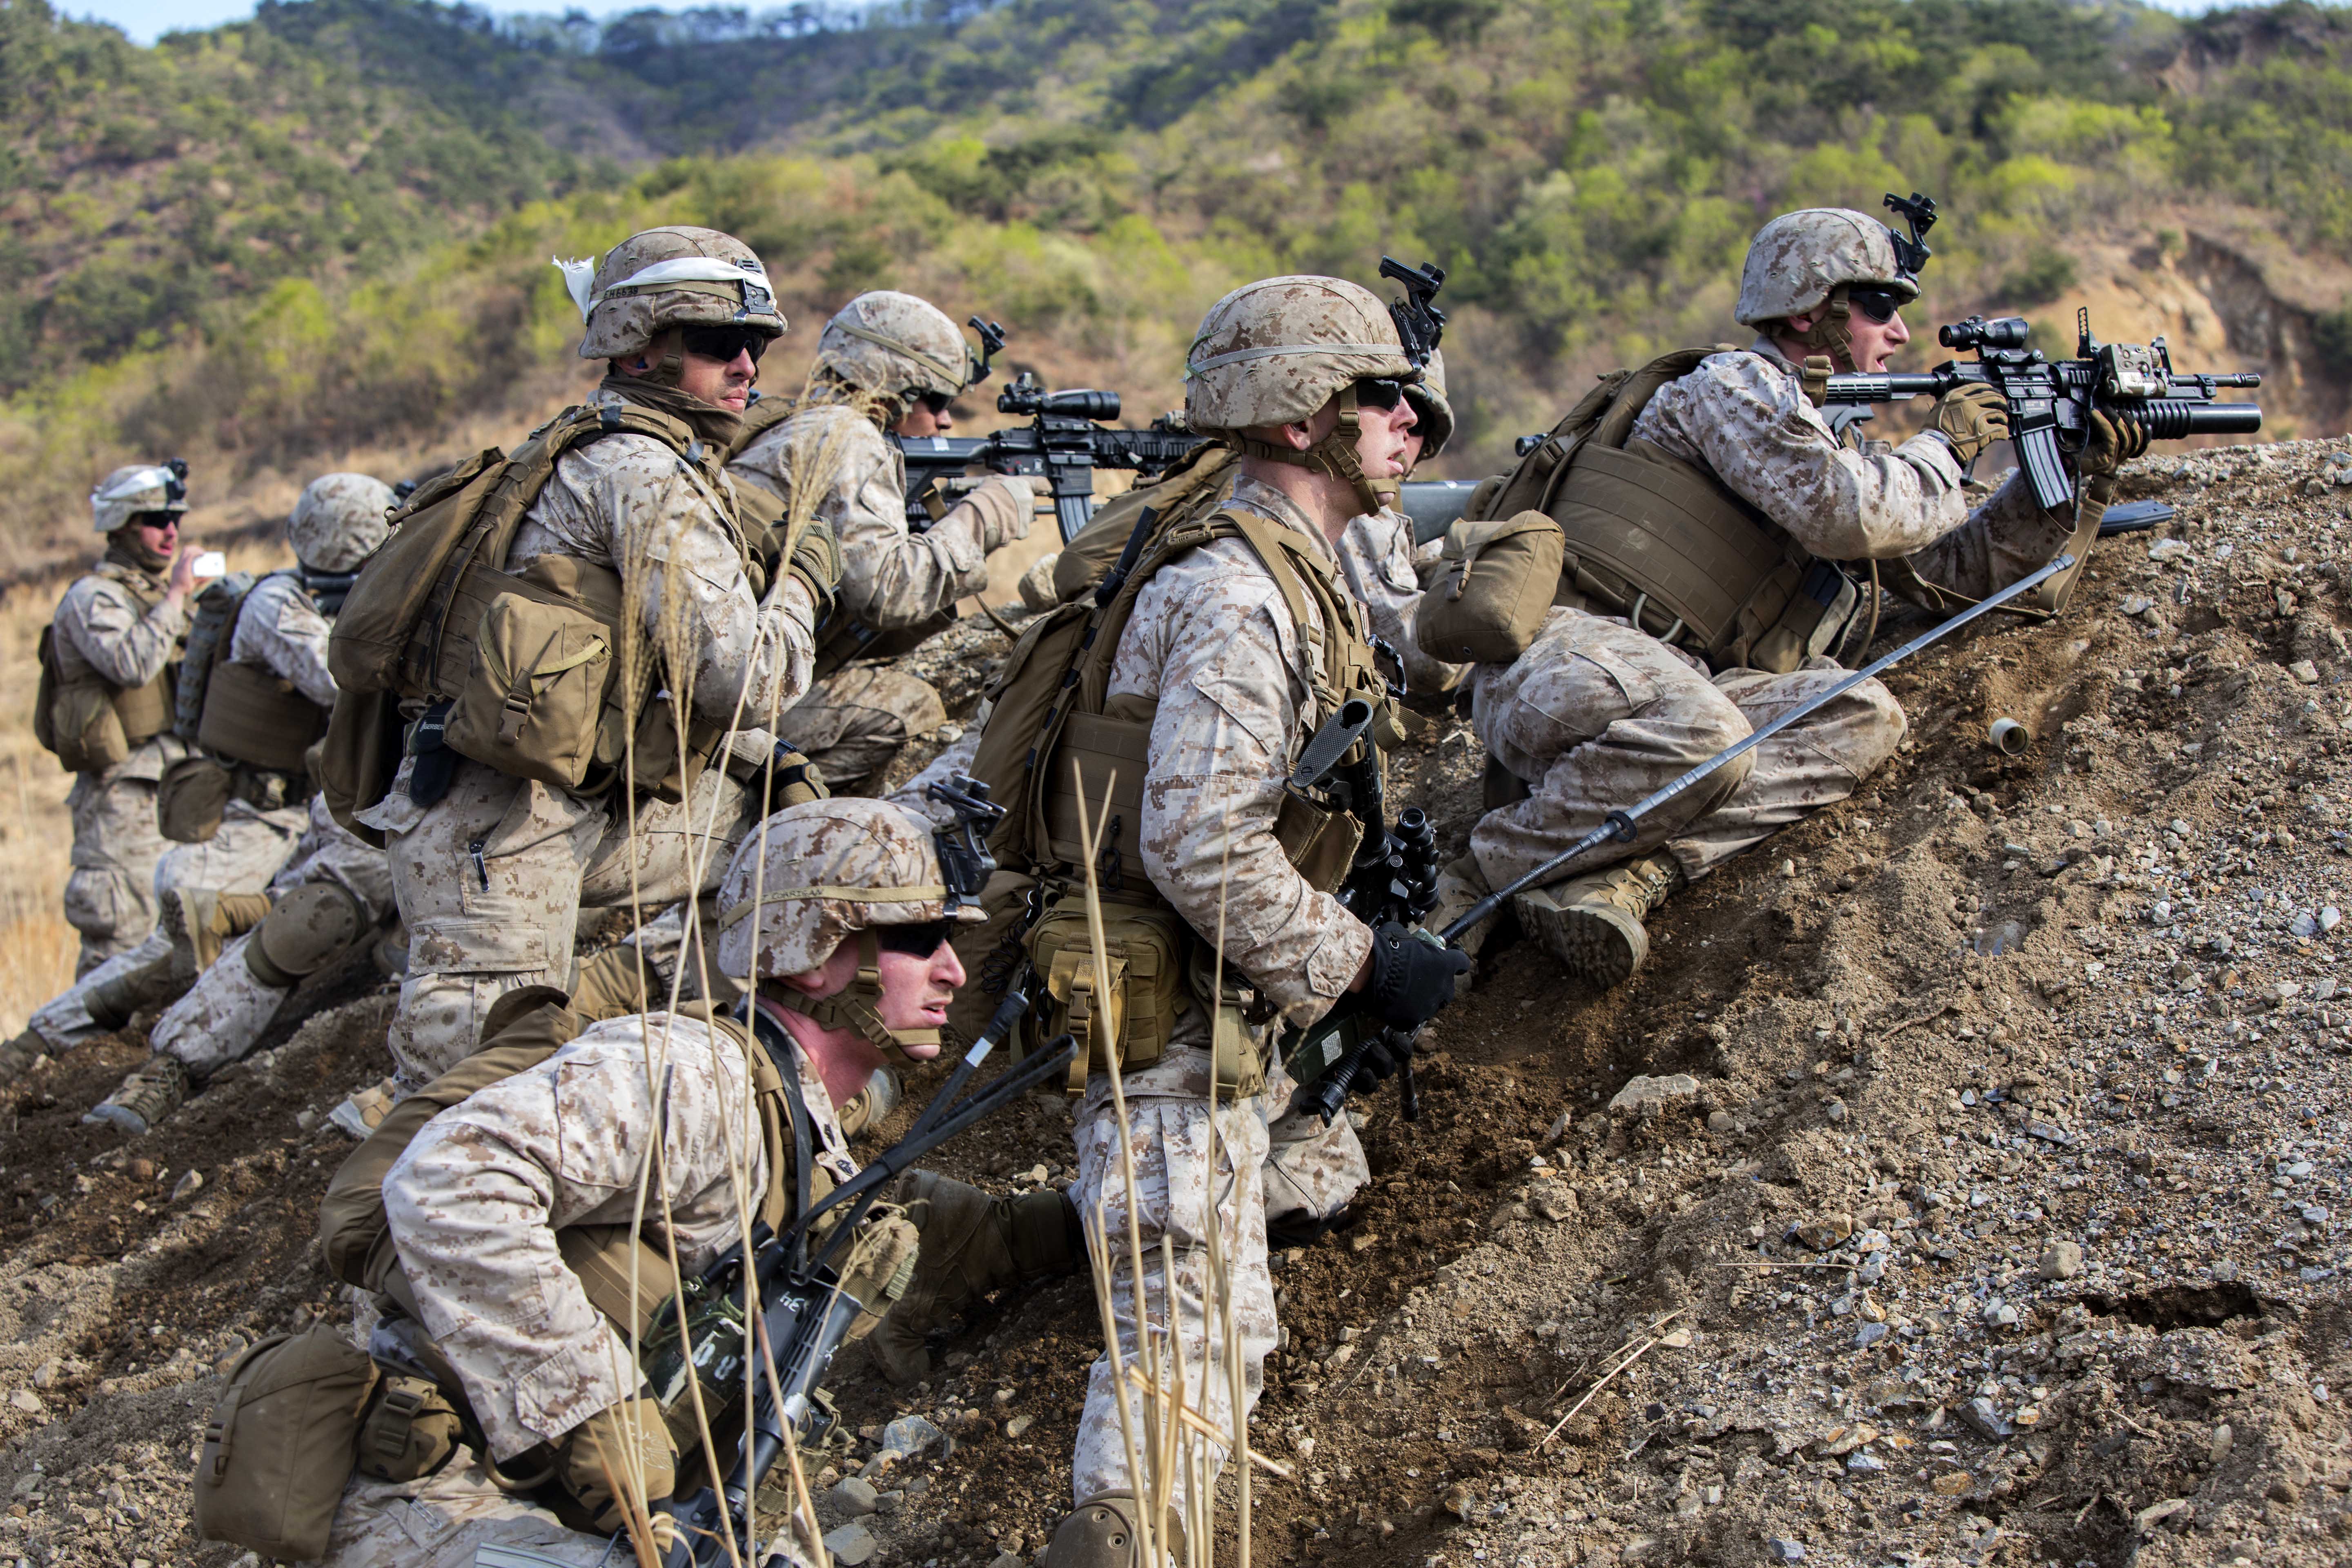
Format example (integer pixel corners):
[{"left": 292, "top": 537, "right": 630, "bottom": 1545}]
[{"left": 6, "top": 440, "right": 2352, "bottom": 1566}]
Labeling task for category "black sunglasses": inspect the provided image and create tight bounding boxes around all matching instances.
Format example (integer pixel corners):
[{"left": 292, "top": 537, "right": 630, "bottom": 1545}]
[
  {"left": 1846, "top": 285, "right": 1907, "bottom": 326},
  {"left": 679, "top": 325, "right": 769, "bottom": 365},
  {"left": 875, "top": 918, "right": 954, "bottom": 958},
  {"left": 1353, "top": 377, "right": 1409, "bottom": 410},
  {"left": 910, "top": 390, "right": 956, "bottom": 416}
]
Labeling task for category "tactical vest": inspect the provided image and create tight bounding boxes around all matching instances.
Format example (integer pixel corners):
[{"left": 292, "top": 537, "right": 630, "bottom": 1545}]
[
  {"left": 966, "top": 500, "right": 1390, "bottom": 1090},
  {"left": 34, "top": 563, "right": 178, "bottom": 774},
  {"left": 1470, "top": 347, "right": 1862, "bottom": 674},
  {"left": 194, "top": 575, "right": 332, "bottom": 775}
]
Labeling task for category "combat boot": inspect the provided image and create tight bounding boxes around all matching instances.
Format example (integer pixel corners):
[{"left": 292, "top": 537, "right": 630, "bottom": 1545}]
[
  {"left": 871, "top": 1171, "right": 1082, "bottom": 1385},
  {"left": 1043, "top": 1492, "right": 1184, "bottom": 1568},
  {"left": 83, "top": 1056, "right": 190, "bottom": 1137},
  {"left": 1512, "top": 851, "right": 1684, "bottom": 987},
  {"left": 328, "top": 1076, "right": 400, "bottom": 1140},
  {"left": 0, "top": 1029, "right": 46, "bottom": 1086}
]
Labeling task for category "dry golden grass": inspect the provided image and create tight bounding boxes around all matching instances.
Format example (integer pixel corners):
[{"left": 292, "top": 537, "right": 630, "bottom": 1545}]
[{"left": 0, "top": 535, "right": 292, "bottom": 1034}]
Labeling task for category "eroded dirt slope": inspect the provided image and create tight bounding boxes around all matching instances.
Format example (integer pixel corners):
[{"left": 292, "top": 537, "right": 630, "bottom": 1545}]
[{"left": 7, "top": 443, "right": 2352, "bottom": 1567}]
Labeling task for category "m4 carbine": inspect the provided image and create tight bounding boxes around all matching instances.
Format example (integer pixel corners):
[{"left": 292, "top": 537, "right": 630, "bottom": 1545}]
[
  {"left": 891, "top": 372, "right": 1203, "bottom": 544},
  {"left": 892, "top": 373, "right": 1481, "bottom": 547},
  {"left": 1821, "top": 309, "right": 2262, "bottom": 508},
  {"left": 1276, "top": 696, "right": 1442, "bottom": 1124}
]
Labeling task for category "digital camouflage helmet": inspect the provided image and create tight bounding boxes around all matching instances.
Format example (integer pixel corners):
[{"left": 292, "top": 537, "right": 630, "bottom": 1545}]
[
  {"left": 554, "top": 226, "right": 786, "bottom": 363},
  {"left": 1735, "top": 207, "right": 1922, "bottom": 370},
  {"left": 816, "top": 291, "right": 985, "bottom": 407},
  {"left": 286, "top": 473, "right": 394, "bottom": 575},
  {"left": 1185, "top": 275, "right": 1422, "bottom": 514},
  {"left": 715, "top": 797, "right": 986, "bottom": 1059}
]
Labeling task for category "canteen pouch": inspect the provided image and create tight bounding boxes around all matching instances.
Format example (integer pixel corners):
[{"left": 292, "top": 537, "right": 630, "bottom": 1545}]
[
  {"left": 156, "top": 755, "right": 234, "bottom": 844},
  {"left": 192, "top": 1325, "right": 380, "bottom": 1559},
  {"left": 1414, "top": 511, "right": 1565, "bottom": 666},
  {"left": 352, "top": 1373, "right": 465, "bottom": 1484},
  {"left": 442, "top": 589, "right": 616, "bottom": 789},
  {"left": 1023, "top": 898, "right": 1189, "bottom": 1093}
]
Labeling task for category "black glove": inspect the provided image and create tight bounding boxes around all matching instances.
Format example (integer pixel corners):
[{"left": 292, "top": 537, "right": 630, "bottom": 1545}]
[
  {"left": 1352, "top": 1026, "right": 1414, "bottom": 1085},
  {"left": 1365, "top": 920, "right": 1470, "bottom": 1031}
]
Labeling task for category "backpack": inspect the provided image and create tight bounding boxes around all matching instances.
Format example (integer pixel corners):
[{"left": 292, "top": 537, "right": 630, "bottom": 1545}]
[
  {"left": 321, "top": 401, "right": 742, "bottom": 827},
  {"left": 1048, "top": 444, "right": 1236, "bottom": 604}
]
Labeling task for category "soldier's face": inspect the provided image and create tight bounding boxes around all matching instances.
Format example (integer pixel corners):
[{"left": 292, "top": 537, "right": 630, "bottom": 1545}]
[
  {"left": 871, "top": 931, "right": 965, "bottom": 1060},
  {"left": 1350, "top": 392, "right": 1419, "bottom": 481},
  {"left": 1844, "top": 306, "right": 1911, "bottom": 373},
  {"left": 892, "top": 392, "right": 956, "bottom": 439},
  {"left": 673, "top": 335, "right": 759, "bottom": 412}
]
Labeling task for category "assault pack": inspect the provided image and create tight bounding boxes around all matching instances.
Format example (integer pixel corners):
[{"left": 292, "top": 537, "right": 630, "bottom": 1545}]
[
  {"left": 320, "top": 397, "right": 835, "bottom": 842},
  {"left": 1433, "top": 345, "right": 1866, "bottom": 675},
  {"left": 156, "top": 572, "right": 334, "bottom": 842}
]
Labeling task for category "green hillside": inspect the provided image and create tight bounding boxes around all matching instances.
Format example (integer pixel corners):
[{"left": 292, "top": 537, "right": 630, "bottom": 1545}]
[{"left": 3, "top": 0, "right": 2349, "bottom": 560}]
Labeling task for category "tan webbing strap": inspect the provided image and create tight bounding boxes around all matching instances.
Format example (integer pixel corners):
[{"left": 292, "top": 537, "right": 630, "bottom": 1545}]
[{"left": 1880, "top": 477, "right": 2108, "bottom": 621}]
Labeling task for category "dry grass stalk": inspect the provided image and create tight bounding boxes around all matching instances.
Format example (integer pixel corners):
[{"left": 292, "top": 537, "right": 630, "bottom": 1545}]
[
  {"left": 1539, "top": 1308, "right": 1689, "bottom": 1450},
  {"left": 596, "top": 1449, "right": 664, "bottom": 1568},
  {"left": 1120, "top": 1368, "right": 1295, "bottom": 1479}
]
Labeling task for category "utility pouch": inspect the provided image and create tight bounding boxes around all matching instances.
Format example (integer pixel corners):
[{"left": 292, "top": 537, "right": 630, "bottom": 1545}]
[
  {"left": 1187, "top": 946, "right": 1267, "bottom": 1100},
  {"left": 191, "top": 1325, "right": 379, "bottom": 1560},
  {"left": 1023, "top": 898, "right": 1189, "bottom": 1092},
  {"left": 156, "top": 755, "right": 234, "bottom": 844},
  {"left": 352, "top": 1373, "right": 464, "bottom": 1484},
  {"left": 1414, "top": 511, "right": 1566, "bottom": 665},
  {"left": 443, "top": 587, "right": 616, "bottom": 789}
]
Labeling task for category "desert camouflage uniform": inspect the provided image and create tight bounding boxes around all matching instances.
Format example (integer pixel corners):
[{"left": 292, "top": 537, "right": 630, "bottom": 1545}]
[
  {"left": 148, "top": 793, "right": 395, "bottom": 1076},
  {"left": 25, "top": 573, "right": 340, "bottom": 1051},
  {"left": 1629, "top": 339, "right": 2069, "bottom": 595},
  {"left": 1466, "top": 338, "right": 2071, "bottom": 894},
  {"left": 729, "top": 401, "right": 1031, "bottom": 783},
  {"left": 1065, "top": 474, "right": 1372, "bottom": 1510},
  {"left": 50, "top": 563, "right": 189, "bottom": 973},
  {"left": 359, "top": 409, "right": 816, "bottom": 1087},
  {"left": 323, "top": 1008, "right": 842, "bottom": 1567},
  {"left": 1468, "top": 607, "right": 1907, "bottom": 891},
  {"left": 1335, "top": 505, "right": 1468, "bottom": 700}
]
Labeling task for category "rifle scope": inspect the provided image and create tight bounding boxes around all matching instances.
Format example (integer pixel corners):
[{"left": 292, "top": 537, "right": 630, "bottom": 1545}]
[
  {"left": 1940, "top": 316, "right": 2032, "bottom": 351},
  {"left": 1000, "top": 384, "right": 1120, "bottom": 421}
]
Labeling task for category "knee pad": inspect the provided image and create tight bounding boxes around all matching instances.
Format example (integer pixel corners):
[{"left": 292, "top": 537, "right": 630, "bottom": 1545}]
[{"left": 244, "top": 883, "right": 367, "bottom": 989}]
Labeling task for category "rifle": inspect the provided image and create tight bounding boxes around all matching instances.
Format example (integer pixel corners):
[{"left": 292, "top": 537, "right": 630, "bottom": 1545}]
[
  {"left": 1276, "top": 697, "right": 1441, "bottom": 1124},
  {"left": 891, "top": 372, "right": 1204, "bottom": 544},
  {"left": 1290, "top": 549, "right": 2085, "bottom": 1122},
  {"left": 1820, "top": 309, "right": 2263, "bottom": 508}
]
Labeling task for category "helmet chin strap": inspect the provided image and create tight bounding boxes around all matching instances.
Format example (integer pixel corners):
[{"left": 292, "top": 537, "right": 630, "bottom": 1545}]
[
  {"left": 1798, "top": 285, "right": 1859, "bottom": 373},
  {"left": 1225, "top": 383, "right": 1389, "bottom": 517},
  {"left": 765, "top": 929, "right": 940, "bottom": 1063}
]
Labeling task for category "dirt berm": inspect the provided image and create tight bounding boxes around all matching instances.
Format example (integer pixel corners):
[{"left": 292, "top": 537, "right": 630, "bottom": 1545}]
[{"left": 5, "top": 443, "right": 2352, "bottom": 1567}]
